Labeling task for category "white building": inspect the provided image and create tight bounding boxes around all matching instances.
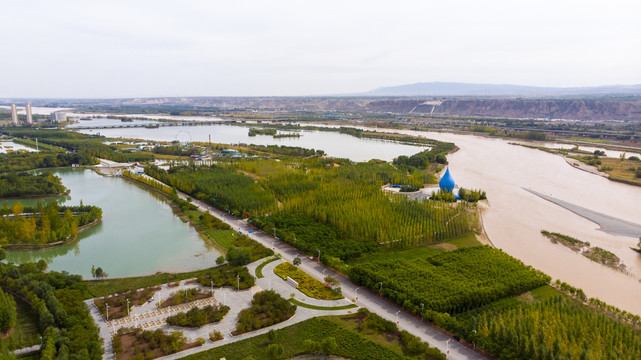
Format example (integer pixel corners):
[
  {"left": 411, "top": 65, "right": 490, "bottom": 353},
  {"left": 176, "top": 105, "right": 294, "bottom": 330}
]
[
  {"left": 50, "top": 111, "right": 66, "bottom": 123},
  {"left": 10, "top": 104, "right": 18, "bottom": 125}
]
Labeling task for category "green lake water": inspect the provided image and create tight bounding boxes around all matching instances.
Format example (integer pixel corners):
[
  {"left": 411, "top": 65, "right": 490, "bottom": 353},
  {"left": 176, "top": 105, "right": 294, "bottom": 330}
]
[{"left": 4, "top": 169, "right": 221, "bottom": 278}]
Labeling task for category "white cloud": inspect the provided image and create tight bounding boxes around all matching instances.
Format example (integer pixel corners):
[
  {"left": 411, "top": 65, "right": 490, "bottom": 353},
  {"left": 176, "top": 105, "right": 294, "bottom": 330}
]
[{"left": 1, "top": 0, "right": 640, "bottom": 97}]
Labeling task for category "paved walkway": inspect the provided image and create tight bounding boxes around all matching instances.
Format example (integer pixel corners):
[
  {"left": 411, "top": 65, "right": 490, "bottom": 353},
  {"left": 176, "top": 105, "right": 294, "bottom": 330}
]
[{"left": 88, "top": 258, "right": 359, "bottom": 360}]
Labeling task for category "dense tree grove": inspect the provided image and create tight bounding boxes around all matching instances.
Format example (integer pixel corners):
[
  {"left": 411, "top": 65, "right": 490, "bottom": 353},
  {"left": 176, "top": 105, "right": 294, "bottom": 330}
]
[
  {"left": 349, "top": 246, "right": 551, "bottom": 315},
  {"left": 235, "top": 290, "right": 296, "bottom": 334},
  {"left": 245, "top": 144, "right": 323, "bottom": 157},
  {"left": 0, "top": 151, "right": 96, "bottom": 173},
  {"left": 113, "top": 327, "right": 190, "bottom": 359},
  {"left": 146, "top": 157, "right": 476, "bottom": 264},
  {"left": 0, "top": 202, "right": 102, "bottom": 246},
  {"left": 197, "top": 265, "right": 255, "bottom": 289},
  {"left": 152, "top": 144, "right": 201, "bottom": 157},
  {"left": 145, "top": 164, "right": 278, "bottom": 217},
  {"left": 0, "top": 171, "right": 68, "bottom": 198},
  {"left": 0, "top": 288, "right": 17, "bottom": 333},
  {"left": 465, "top": 296, "right": 641, "bottom": 360},
  {"left": 392, "top": 141, "right": 456, "bottom": 169},
  {"left": 166, "top": 305, "right": 230, "bottom": 327},
  {"left": 0, "top": 262, "right": 103, "bottom": 359}
]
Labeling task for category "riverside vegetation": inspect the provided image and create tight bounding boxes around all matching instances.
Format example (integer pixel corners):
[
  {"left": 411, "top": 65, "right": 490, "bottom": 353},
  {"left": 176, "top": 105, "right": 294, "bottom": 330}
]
[
  {"left": 0, "top": 172, "right": 68, "bottom": 198},
  {"left": 541, "top": 230, "right": 626, "bottom": 271},
  {"left": 0, "top": 201, "right": 102, "bottom": 247}
]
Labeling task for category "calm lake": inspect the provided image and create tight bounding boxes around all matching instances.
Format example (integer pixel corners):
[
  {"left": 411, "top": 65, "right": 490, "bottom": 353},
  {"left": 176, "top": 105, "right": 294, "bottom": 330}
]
[{"left": 4, "top": 169, "right": 221, "bottom": 279}]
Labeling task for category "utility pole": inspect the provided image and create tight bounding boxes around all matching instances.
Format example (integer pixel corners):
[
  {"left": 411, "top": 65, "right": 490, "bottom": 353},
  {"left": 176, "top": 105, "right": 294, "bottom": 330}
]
[
  {"left": 106, "top": 303, "right": 109, "bottom": 321},
  {"left": 378, "top": 282, "right": 383, "bottom": 298},
  {"left": 237, "top": 275, "right": 240, "bottom": 291}
]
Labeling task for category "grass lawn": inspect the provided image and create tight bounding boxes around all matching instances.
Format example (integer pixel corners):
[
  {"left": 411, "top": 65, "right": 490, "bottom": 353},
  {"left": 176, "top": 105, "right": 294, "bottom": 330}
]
[
  {"left": 2, "top": 297, "right": 41, "bottom": 350},
  {"left": 288, "top": 298, "right": 358, "bottom": 311},
  {"left": 255, "top": 257, "right": 279, "bottom": 278},
  {"left": 274, "top": 262, "right": 343, "bottom": 300},
  {"left": 348, "top": 234, "right": 481, "bottom": 265},
  {"left": 181, "top": 316, "right": 410, "bottom": 360},
  {"left": 85, "top": 267, "right": 216, "bottom": 298},
  {"left": 202, "top": 229, "right": 237, "bottom": 249},
  {"left": 598, "top": 157, "right": 641, "bottom": 186}
]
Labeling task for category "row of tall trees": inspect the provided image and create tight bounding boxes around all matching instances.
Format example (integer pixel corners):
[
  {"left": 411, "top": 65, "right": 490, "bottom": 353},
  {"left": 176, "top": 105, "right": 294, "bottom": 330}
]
[
  {"left": 0, "top": 261, "right": 103, "bottom": 359},
  {"left": 349, "top": 246, "right": 551, "bottom": 315}
]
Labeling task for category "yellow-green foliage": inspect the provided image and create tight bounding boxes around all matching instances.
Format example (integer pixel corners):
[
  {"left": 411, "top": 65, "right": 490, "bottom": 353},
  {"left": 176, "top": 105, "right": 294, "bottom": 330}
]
[{"left": 274, "top": 262, "right": 343, "bottom": 300}]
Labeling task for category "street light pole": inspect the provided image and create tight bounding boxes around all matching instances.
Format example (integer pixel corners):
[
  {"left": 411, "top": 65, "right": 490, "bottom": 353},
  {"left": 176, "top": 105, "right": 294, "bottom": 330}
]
[
  {"left": 420, "top": 303, "right": 424, "bottom": 321},
  {"left": 378, "top": 282, "right": 383, "bottom": 298},
  {"left": 126, "top": 299, "right": 130, "bottom": 317},
  {"left": 316, "top": 249, "right": 321, "bottom": 262},
  {"left": 237, "top": 274, "right": 240, "bottom": 291},
  {"left": 211, "top": 281, "right": 214, "bottom": 295},
  {"left": 106, "top": 303, "right": 109, "bottom": 322}
]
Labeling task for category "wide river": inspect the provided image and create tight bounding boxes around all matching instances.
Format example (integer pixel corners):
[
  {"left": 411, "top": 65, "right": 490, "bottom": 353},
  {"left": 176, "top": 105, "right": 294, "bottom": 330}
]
[
  {"left": 4, "top": 169, "right": 222, "bottom": 278},
  {"left": 82, "top": 121, "right": 641, "bottom": 315}
]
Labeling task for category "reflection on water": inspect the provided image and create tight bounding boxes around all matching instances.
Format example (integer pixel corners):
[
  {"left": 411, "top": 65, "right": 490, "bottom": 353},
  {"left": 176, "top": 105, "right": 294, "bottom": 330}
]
[
  {"left": 4, "top": 169, "right": 221, "bottom": 279},
  {"left": 80, "top": 124, "right": 426, "bottom": 162}
]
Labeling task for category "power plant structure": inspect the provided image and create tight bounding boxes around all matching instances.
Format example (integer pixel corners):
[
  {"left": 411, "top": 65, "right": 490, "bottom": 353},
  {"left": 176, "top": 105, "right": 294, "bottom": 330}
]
[
  {"left": 4, "top": 104, "right": 64, "bottom": 125},
  {"left": 25, "top": 104, "right": 33, "bottom": 124},
  {"left": 10, "top": 104, "right": 18, "bottom": 125}
]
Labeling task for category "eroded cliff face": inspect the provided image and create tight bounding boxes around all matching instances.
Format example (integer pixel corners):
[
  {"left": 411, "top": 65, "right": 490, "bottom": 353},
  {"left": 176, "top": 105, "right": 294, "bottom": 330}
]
[{"left": 366, "top": 99, "right": 641, "bottom": 121}]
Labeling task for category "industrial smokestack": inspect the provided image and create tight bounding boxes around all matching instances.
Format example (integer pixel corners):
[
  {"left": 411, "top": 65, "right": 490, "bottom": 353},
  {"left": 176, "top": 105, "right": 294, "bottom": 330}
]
[
  {"left": 10, "top": 104, "right": 18, "bottom": 125},
  {"left": 25, "top": 104, "right": 33, "bottom": 124}
]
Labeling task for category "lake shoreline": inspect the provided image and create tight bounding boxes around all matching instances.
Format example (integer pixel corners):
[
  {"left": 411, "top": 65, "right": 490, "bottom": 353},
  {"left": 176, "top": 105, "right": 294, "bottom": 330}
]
[{"left": 4, "top": 218, "right": 102, "bottom": 251}]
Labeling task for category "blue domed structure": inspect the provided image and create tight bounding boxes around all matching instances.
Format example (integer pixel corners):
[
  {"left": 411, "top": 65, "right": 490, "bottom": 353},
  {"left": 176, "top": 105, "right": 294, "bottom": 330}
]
[{"left": 439, "top": 167, "right": 455, "bottom": 192}]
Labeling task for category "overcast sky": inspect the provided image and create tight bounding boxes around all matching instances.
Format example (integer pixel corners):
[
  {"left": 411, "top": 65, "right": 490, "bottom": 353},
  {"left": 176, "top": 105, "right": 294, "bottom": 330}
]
[{"left": 1, "top": 0, "right": 640, "bottom": 98}]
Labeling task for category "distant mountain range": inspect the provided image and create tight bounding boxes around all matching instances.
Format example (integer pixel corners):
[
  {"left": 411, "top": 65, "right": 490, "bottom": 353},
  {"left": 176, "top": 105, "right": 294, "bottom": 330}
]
[{"left": 362, "top": 82, "right": 641, "bottom": 98}]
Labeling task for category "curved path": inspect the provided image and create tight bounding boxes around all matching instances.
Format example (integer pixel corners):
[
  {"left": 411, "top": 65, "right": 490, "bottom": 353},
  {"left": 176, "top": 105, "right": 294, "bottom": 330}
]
[{"left": 178, "top": 192, "right": 486, "bottom": 360}]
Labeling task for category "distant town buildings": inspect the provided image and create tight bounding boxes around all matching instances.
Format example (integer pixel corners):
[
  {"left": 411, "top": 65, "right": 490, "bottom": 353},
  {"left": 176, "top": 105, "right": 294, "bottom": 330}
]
[
  {"left": 50, "top": 111, "right": 67, "bottom": 123},
  {"left": 10, "top": 104, "right": 18, "bottom": 125}
]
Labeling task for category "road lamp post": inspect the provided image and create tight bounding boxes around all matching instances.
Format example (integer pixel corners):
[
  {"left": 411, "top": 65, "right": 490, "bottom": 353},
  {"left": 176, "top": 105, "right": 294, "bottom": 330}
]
[
  {"left": 420, "top": 303, "right": 424, "bottom": 321},
  {"left": 106, "top": 303, "right": 109, "bottom": 322},
  {"left": 237, "top": 275, "right": 240, "bottom": 291},
  {"left": 126, "top": 299, "right": 130, "bottom": 317},
  {"left": 316, "top": 249, "right": 321, "bottom": 262},
  {"left": 211, "top": 281, "right": 214, "bottom": 295},
  {"left": 378, "top": 282, "right": 383, "bottom": 298}
]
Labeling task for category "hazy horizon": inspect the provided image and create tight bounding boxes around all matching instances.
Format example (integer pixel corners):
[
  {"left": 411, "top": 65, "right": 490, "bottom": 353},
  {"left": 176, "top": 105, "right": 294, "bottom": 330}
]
[{"left": 2, "top": 0, "right": 640, "bottom": 98}]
